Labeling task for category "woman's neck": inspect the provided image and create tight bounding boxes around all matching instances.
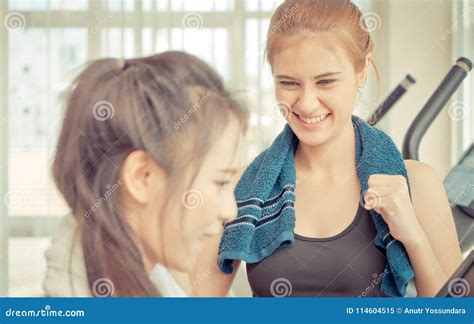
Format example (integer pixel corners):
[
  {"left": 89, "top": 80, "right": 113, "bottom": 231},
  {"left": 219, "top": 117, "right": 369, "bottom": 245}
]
[{"left": 294, "top": 119, "right": 356, "bottom": 181}]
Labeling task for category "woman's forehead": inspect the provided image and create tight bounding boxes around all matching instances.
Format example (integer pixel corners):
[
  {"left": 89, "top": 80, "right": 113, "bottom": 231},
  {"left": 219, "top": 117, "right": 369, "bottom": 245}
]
[{"left": 271, "top": 34, "right": 351, "bottom": 74}]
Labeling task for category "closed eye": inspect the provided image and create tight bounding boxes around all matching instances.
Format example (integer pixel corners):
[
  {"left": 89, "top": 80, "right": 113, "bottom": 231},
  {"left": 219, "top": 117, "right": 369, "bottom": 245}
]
[
  {"left": 317, "top": 79, "right": 336, "bottom": 85},
  {"left": 215, "top": 181, "right": 231, "bottom": 187},
  {"left": 279, "top": 81, "right": 299, "bottom": 87}
]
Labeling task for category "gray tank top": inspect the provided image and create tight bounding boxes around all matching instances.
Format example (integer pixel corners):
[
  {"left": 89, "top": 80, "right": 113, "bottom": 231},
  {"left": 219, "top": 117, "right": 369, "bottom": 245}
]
[{"left": 246, "top": 202, "right": 388, "bottom": 297}]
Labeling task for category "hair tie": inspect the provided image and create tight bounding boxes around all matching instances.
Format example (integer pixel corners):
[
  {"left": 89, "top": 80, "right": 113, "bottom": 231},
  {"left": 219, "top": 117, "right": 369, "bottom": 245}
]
[{"left": 117, "top": 58, "right": 126, "bottom": 70}]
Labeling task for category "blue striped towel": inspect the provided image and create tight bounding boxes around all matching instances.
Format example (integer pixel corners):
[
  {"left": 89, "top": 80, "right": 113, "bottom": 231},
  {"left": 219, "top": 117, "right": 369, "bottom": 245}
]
[{"left": 217, "top": 115, "right": 415, "bottom": 297}]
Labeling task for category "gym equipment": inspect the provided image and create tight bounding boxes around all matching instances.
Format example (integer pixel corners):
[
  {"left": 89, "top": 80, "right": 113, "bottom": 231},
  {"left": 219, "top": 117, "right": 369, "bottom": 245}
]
[
  {"left": 369, "top": 57, "right": 473, "bottom": 253},
  {"left": 436, "top": 250, "right": 473, "bottom": 297},
  {"left": 443, "top": 143, "right": 473, "bottom": 252},
  {"left": 368, "top": 74, "right": 416, "bottom": 126},
  {"left": 403, "top": 57, "right": 472, "bottom": 160}
]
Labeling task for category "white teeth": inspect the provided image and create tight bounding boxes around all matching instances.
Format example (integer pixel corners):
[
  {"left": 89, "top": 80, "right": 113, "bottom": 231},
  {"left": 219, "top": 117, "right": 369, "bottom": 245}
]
[{"left": 298, "top": 113, "right": 329, "bottom": 124}]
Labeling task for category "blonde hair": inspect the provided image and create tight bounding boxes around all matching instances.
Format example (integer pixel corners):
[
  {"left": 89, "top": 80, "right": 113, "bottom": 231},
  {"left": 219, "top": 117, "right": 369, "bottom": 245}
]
[{"left": 266, "top": 0, "right": 379, "bottom": 81}]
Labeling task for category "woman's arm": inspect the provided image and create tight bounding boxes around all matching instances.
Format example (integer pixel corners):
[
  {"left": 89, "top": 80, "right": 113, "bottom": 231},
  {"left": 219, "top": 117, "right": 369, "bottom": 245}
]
[
  {"left": 404, "top": 159, "right": 463, "bottom": 296},
  {"left": 364, "top": 160, "right": 463, "bottom": 296}
]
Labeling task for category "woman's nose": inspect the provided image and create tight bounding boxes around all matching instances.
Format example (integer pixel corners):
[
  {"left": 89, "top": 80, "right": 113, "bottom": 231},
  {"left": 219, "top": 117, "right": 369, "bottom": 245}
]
[
  {"left": 219, "top": 197, "right": 238, "bottom": 224},
  {"left": 297, "top": 87, "right": 321, "bottom": 115}
]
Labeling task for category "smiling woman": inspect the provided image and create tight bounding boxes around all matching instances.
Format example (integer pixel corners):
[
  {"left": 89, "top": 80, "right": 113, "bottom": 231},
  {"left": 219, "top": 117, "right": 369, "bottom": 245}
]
[{"left": 212, "top": 0, "right": 464, "bottom": 298}]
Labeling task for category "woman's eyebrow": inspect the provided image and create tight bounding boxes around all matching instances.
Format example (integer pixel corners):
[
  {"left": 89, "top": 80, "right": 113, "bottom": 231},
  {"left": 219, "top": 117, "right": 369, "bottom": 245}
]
[
  {"left": 313, "top": 71, "right": 342, "bottom": 78},
  {"left": 275, "top": 75, "right": 296, "bottom": 79},
  {"left": 275, "top": 72, "right": 341, "bottom": 79}
]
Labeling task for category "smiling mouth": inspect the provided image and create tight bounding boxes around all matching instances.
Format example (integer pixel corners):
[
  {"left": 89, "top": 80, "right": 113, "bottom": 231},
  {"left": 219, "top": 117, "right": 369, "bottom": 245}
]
[{"left": 293, "top": 112, "right": 331, "bottom": 124}]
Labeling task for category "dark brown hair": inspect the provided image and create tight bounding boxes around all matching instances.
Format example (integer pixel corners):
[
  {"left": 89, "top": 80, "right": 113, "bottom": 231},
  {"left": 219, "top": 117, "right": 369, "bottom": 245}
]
[{"left": 52, "top": 51, "right": 248, "bottom": 297}]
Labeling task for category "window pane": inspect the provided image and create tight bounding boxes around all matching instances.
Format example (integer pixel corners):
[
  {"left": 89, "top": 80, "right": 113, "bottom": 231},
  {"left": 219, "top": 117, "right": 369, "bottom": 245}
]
[
  {"left": 8, "top": 0, "right": 49, "bottom": 11},
  {"left": 8, "top": 0, "right": 87, "bottom": 11},
  {"left": 213, "top": 28, "right": 229, "bottom": 79},
  {"left": 181, "top": 0, "right": 214, "bottom": 11},
  {"left": 156, "top": 29, "right": 170, "bottom": 52},
  {"left": 213, "top": 0, "right": 234, "bottom": 11},
  {"left": 169, "top": 28, "right": 229, "bottom": 79},
  {"left": 104, "top": 0, "right": 135, "bottom": 11},
  {"left": 49, "top": 0, "right": 88, "bottom": 10},
  {"left": 102, "top": 28, "right": 135, "bottom": 58},
  {"left": 8, "top": 28, "right": 86, "bottom": 217},
  {"left": 245, "top": 0, "right": 283, "bottom": 12}
]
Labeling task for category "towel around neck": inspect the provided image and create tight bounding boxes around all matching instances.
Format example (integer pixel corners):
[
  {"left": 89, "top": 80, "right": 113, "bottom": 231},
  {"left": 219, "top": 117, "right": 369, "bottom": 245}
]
[{"left": 217, "top": 115, "right": 415, "bottom": 297}]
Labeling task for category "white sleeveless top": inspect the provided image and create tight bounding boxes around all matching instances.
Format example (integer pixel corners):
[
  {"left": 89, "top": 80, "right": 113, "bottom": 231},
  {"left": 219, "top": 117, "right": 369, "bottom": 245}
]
[{"left": 42, "top": 214, "right": 187, "bottom": 297}]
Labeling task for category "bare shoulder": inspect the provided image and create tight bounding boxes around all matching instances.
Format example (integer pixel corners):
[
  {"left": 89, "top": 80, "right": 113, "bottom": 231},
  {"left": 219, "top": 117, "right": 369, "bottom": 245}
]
[
  {"left": 404, "top": 159, "right": 443, "bottom": 185},
  {"left": 403, "top": 159, "right": 446, "bottom": 217}
]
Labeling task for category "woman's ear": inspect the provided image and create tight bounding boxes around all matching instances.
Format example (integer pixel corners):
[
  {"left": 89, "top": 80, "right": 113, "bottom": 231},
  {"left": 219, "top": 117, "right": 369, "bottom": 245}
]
[
  {"left": 121, "top": 150, "right": 163, "bottom": 205},
  {"left": 357, "top": 52, "right": 372, "bottom": 88}
]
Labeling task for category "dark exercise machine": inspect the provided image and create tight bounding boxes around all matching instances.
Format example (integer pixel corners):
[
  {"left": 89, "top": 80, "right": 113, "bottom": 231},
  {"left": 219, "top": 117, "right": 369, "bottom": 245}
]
[
  {"left": 370, "top": 57, "right": 473, "bottom": 298},
  {"left": 368, "top": 57, "right": 473, "bottom": 254},
  {"left": 402, "top": 57, "right": 473, "bottom": 254},
  {"left": 368, "top": 74, "right": 416, "bottom": 126}
]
